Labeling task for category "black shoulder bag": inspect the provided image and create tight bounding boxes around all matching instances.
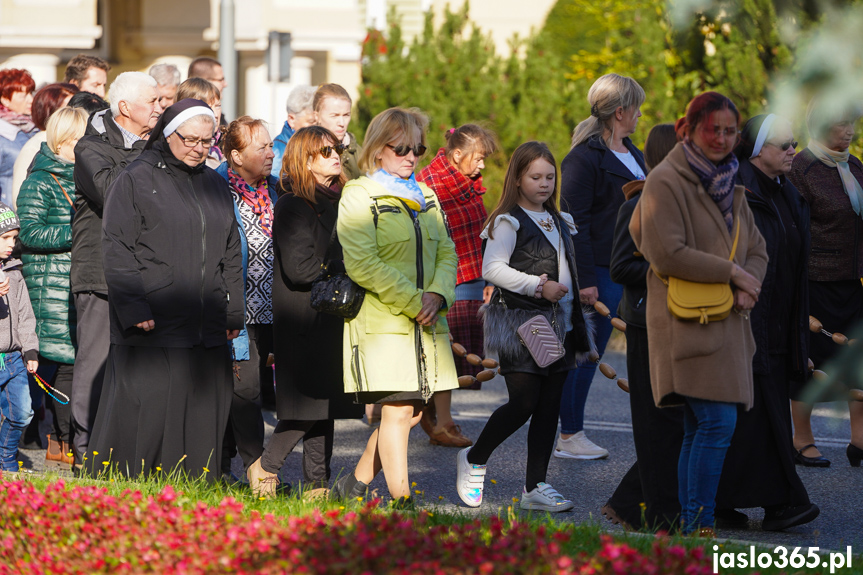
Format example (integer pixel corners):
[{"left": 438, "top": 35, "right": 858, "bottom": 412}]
[{"left": 309, "top": 223, "right": 365, "bottom": 318}]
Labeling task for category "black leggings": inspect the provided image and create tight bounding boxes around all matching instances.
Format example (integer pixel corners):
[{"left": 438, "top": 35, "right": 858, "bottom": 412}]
[{"left": 467, "top": 371, "right": 567, "bottom": 491}]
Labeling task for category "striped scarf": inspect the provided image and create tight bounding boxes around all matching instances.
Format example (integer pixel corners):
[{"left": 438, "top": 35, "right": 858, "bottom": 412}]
[{"left": 682, "top": 140, "right": 739, "bottom": 234}]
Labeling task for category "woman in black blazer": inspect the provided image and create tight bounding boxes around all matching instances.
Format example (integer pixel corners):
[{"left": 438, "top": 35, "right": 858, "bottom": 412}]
[
  {"left": 246, "top": 125, "right": 361, "bottom": 497},
  {"left": 556, "top": 73, "right": 647, "bottom": 461}
]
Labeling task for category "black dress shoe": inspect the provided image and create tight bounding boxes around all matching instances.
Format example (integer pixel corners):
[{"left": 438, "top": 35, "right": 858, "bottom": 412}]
[
  {"left": 848, "top": 444, "right": 863, "bottom": 467},
  {"left": 794, "top": 444, "right": 830, "bottom": 467},
  {"left": 715, "top": 508, "right": 749, "bottom": 528},
  {"left": 762, "top": 503, "right": 820, "bottom": 531}
]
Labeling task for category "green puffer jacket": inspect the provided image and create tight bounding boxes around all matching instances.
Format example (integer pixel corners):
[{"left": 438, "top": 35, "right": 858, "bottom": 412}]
[{"left": 17, "top": 143, "right": 76, "bottom": 364}]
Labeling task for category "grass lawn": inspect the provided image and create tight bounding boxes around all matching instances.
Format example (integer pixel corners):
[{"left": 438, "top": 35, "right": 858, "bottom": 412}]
[{"left": 1, "top": 471, "right": 860, "bottom": 574}]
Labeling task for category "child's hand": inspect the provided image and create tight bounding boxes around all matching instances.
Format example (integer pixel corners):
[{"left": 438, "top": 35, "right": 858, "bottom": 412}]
[
  {"left": 541, "top": 280, "right": 569, "bottom": 303},
  {"left": 26, "top": 360, "right": 38, "bottom": 374},
  {"left": 0, "top": 278, "right": 9, "bottom": 297}
]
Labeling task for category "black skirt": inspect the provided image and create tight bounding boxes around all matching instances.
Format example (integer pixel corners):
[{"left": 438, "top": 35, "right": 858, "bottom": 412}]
[
  {"left": 87, "top": 344, "right": 232, "bottom": 480},
  {"left": 354, "top": 390, "right": 424, "bottom": 405}
]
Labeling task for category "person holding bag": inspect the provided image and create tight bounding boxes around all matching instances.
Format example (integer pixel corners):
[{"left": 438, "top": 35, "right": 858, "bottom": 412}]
[
  {"left": 456, "top": 141, "right": 594, "bottom": 513},
  {"left": 631, "top": 92, "right": 767, "bottom": 537},
  {"left": 246, "top": 125, "right": 361, "bottom": 497}
]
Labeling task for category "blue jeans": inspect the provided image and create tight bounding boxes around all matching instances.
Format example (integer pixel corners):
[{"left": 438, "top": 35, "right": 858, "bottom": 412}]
[
  {"left": 678, "top": 397, "right": 737, "bottom": 533},
  {"left": 559, "top": 266, "right": 623, "bottom": 434},
  {"left": 0, "top": 352, "right": 34, "bottom": 471}
]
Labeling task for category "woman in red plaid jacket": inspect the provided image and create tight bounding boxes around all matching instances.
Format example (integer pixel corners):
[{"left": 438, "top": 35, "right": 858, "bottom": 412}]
[{"left": 417, "top": 124, "right": 498, "bottom": 447}]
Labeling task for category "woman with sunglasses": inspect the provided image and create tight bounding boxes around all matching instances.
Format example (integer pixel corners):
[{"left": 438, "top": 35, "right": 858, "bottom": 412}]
[
  {"left": 214, "top": 116, "right": 276, "bottom": 484},
  {"left": 88, "top": 99, "right": 243, "bottom": 480},
  {"left": 789, "top": 101, "right": 863, "bottom": 470},
  {"left": 331, "top": 107, "right": 459, "bottom": 507},
  {"left": 711, "top": 114, "right": 820, "bottom": 532},
  {"left": 246, "top": 126, "right": 361, "bottom": 498}
]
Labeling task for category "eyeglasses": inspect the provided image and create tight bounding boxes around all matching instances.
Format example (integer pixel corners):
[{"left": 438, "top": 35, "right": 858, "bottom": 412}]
[
  {"left": 173, "top": 131, "right": 215, "bottom": 149},
  {"left": 704, "top": 126, "right": 740, "bottom": 140},
  {"left": 317, "top": 144, "right": 347, "bottom": 158},
  {"left": 387, "top": 143, "right": 427, "bottom": 157},
  {"left": 767, "top": 140, "right": 798, "bottom": 152}
]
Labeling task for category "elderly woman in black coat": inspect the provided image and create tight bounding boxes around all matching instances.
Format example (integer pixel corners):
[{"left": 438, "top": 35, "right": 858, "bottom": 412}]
[
  {"left": 88, "top": 99, "right": 244, "bottom": 480},
  {"left": 246, "top": 125, "right": 361, "bottom": 497},
  {"left": 714, "top": 114, "right": 819, "bottom": 531}
]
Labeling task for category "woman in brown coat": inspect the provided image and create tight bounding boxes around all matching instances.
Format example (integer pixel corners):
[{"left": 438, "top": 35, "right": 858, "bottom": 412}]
[{"left": 631, "top": 92, "right": 768, "bottom": 537}]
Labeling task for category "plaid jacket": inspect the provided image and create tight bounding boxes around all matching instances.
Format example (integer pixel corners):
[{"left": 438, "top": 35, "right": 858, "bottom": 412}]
[{"left": 418, "top": 150, "right": 487, "bottom": 285}]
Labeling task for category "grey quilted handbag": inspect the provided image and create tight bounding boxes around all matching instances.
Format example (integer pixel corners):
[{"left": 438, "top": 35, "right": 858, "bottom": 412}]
[{"left": 516, "top": 313, "right": 564, "bottom": 368}]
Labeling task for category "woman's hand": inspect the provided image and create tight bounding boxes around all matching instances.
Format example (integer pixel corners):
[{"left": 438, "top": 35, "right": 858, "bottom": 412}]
[
  {"left": 579, "top": 286, "right": 598, "bottom": 305},
  {"left": 26, "top": 360, "right": 38, "bottom": 374},
  {"left": 482, "top": 285, "right": 494, "bottom": 305},
  {"left": 543, "top": 281, "right": 569, "bottom": 303},
  {"left": 730, "top": 264, "right": 761, "bottom": 301},
  {"left": 227, "top": 329, "right": 240, "bottom": 340},
  {"left": 416, "top": 292, "right": 444, "bottom": 326},
  {"left": 0, "top": 278, "right": 9, "bottom": 297},
  {"left": 734, "top": 290, "right": 757, "bottom": 311},
  {"left": 135, "top": 320, "right": 155, "bottom": 331}
]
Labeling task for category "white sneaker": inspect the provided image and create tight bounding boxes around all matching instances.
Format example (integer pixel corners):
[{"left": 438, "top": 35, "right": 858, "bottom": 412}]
[
  {"left": 554, "top": 431, "right": 609, "bottom": 460},
  {"left": 519, "top": 482, "right": 574, "bottom": 512},
  {"left": 456, "top": 447, "right": 486, "bottom": 507}
]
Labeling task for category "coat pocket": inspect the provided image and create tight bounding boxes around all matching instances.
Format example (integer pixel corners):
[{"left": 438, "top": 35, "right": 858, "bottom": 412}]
[
  {"left": 375, "top": 210, "right": 412, "bottom": 247},
  {"left": 143, "top": 266, "right": 174, "bottom": 293},
  {"left": 669, "top": 318, "right": 725, "bottom": 361}
]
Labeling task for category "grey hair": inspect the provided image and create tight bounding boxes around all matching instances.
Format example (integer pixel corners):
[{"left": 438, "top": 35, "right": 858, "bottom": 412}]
[
  {"left": 571, "top": 73, "right": 645, "bottom": 149},
  {"left": 285, "top": 85, "right": 316, "bottom": 114},
  {"left": 149, "top": 63, "right": 181, "bottom": 87},
  {"left": 109, "top": 72, "right": 158, "bottom": 117}
]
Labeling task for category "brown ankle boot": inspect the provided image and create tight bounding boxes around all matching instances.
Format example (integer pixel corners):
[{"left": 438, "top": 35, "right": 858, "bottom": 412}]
[
  {"left": 45, "top": 435, "right": 69, "bottom": 468},
  {"left": 60, "top": 441, "right": 75, "bottom": 466}
]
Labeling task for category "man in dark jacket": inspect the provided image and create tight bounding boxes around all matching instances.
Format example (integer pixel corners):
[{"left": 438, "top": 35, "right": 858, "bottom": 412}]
[{"left": 70, "top": 71, "right": 162, "bottom": 464}]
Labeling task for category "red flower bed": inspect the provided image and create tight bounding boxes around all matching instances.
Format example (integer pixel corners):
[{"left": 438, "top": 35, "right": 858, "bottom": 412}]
[{"left": 0, "top": 480, "right": 712, "bottom": 574}]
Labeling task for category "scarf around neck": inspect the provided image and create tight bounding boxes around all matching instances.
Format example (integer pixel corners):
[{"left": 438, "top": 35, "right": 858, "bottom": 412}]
[
  {"left": 368, "top": 169, "right": 426, "bottom": 211},
  {"left": 0, "top": 104, "right": 36, "bottom": 134},
  {"left": 682, "top": 140, "right": 739, "bottom": 233},
  {"left": 807, "top": 139, "right": 863, "bottom": 219},
  {"left": 228, "top": 167, "right": 273, "bottom": 237}
]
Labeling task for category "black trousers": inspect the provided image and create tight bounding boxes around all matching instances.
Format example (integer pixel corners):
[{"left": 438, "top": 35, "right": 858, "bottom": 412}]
[
  {"left": 223, "top": 323, "right": 270, "bottom": 471},
  {"left": 607, "top": 325, "right": 684, "bottom": 530},
  {"left": 468, "top": 371, "right": 567, "bottom": 491},
  {"left": 39, "top": 358, "right": 74, "bottom": 444},
  {"left": 260, "top": 419, "right": 335, "bottom": 487},
  {"left": 70, "top": 292, "right": 110, "bottom": 460}
]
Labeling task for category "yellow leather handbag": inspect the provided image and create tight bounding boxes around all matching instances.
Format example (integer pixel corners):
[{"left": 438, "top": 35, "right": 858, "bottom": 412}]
[{"left": 653, "top": 220, "right": 740, "bottom": 325}]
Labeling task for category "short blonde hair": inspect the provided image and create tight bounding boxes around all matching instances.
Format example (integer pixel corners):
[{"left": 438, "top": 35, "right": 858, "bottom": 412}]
[
  {"left": 358, "top": 107, "right": 429, "bottom": 174},
  {"left": 46, "top": 107, "right": 88, "bottom": 155}
]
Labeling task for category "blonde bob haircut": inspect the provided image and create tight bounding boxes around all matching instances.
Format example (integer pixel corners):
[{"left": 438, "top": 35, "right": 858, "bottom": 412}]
[
  {"left": 176, "top": 77, "right": 220, "bottom": 105},
  {"left": 280, "top": 125, "right": 346, "bottom": 201},
  {"left": 46, "top": 106, "right": 88, "bottom": 155},
  {"left": 571, "top": 73, "right": 645, "bottom": 149},
  {"left": 359, "top": 107, "right": 429, "bottom": 175}
]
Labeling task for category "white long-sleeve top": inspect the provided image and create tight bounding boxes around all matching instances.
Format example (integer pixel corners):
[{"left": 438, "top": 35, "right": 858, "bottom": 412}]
[{"left": 480, "top": 209, "right": 578, "bottom": 331}]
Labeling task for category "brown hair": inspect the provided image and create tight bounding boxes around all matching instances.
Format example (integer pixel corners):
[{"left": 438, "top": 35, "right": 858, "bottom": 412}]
[
  {"left": 187, "top": 57, "right": 222, "bottom": 80},
  {"left": 313, "top": 83, "right": 351, "bottom": 112},
  {"left": 359, "top": 107, "right": 429, "bottom": 174},
  {"left": 63, "top": 54, "right": 110, "bottom": 84},
  {"left": 643, "top": 124, "right": 678, "bottom": 171},
  {"left": 280, "top": 125, "right": 345, "bottom": 201},
  {"left": 176, "top": 78, "right": 220, "bottom": 105},
  {"left": 484, "top": 141, "right": 560, "bottom": 239},
  {"left": 222, "top": 116, "right": 268, "bottom": 170},
  {"left": 444, "top": 124, "right": 498, "bottom": 162}
]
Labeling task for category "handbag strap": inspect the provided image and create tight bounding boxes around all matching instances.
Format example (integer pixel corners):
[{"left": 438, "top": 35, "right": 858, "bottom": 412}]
[
  {"left": 50, "top": 173, "right": 76, "bottom": 212},
  {"left": 651, "top": 218, "right": 741, "bottom": 286}
]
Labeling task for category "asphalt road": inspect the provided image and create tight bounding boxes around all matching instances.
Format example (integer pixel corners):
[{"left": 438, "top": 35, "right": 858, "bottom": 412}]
[{"left": 18, "top": 346, "right": 862, "bottom": 551}]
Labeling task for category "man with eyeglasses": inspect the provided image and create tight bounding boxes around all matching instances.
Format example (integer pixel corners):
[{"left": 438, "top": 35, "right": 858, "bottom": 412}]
[{"left": 70, "top": 72, "right": 163, "bottom": 467}]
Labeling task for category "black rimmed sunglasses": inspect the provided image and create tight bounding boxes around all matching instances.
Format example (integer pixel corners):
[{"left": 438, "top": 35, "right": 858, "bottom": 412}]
[
  {"left": 317, "top": 144, "right": 347, "bottom": 157},
  {"left": 769, "top": 140, "right": 798, "bottom": 152},
  {"left": 386, "top": 143, "right": 427, "bottom": 157}
]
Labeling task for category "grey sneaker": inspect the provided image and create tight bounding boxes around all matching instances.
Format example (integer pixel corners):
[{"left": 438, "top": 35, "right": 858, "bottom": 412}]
[
  {"left": 519, "top": 482, "right": 574, "bottom": 513},
  {"left": 456, "top": 447, "right": 486, "bottom": 507},
  {"left": 554, "top": 431, "right": 609, "bottom": 460}
]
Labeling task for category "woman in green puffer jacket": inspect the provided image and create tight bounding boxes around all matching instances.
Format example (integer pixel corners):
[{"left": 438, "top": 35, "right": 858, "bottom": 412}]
[{"left": 17, "top": 107, "right": 88, "bottom": 467}]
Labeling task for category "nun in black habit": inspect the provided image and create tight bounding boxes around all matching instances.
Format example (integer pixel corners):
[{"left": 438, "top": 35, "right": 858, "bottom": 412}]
[
  {"left": 715, "top": 114, "right": 819, "bottom": 531},
  {"left": 87, "top": 99, "right": 244, "bottom": 480}
]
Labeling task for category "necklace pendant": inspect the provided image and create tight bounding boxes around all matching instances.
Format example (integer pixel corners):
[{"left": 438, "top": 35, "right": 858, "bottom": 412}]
[{"left": 539, "top": 217, "right": 555, "bottom": 232}]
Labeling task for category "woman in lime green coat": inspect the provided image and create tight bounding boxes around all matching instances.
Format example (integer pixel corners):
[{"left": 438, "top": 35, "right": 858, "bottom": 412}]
[{"left": 333, "top": 108, "right": 459, "bottom": 506}]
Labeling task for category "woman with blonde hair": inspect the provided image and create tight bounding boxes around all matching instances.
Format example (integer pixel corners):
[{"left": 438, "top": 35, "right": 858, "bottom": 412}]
[
  {"left": 332, "top": 107, "right": 459, "bottom": 506},
  {"left": 314, "top": 84, "right": 361, "bottom": 180},
  {"left": 247, "top": 125, "right": 361, "bottom": 497},
  {"left": 18, "top": 106, "right": 89, "bottom": 467},
  {"left": 557, "top": 73, "right": 646, "bottom": 460}
]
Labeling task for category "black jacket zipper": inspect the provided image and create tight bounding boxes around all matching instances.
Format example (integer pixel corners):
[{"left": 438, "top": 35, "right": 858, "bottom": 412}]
[
  {"left": 400, "top": 200, "right": 425, "bottom": 392},
  {"left": 187, "top": 175, "right": 207, "bottom": 342}
]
